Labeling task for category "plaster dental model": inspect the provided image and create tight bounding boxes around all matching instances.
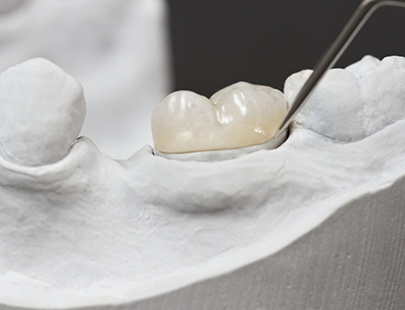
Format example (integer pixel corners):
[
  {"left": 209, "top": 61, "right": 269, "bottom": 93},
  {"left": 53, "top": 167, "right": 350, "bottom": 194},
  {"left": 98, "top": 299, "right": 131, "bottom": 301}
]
[{"left": 1, "top": 55, "right": 405, "bottom": 310}]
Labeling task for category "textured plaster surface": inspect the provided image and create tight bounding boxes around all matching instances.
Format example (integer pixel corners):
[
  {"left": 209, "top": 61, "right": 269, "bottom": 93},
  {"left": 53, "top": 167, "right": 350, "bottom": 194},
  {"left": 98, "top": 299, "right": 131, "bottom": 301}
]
[
  {"left": 0, "top": 56, "right": 405, "bottom": 309},
  {"left": 0, "top": 58, "right": 86, "bottom": 166}
]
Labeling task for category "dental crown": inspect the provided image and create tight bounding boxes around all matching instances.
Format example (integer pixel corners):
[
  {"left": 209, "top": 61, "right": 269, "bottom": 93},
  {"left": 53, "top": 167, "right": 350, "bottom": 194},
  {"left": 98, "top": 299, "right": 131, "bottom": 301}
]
[{"left": 151, "top": 82, "right": 288, "bottom": 154}]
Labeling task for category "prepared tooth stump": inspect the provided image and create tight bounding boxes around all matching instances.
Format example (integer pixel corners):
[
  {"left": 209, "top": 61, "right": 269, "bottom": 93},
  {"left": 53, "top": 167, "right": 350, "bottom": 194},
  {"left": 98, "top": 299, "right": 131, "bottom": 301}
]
[
  {"left": 0, "top": 58, "right": 86, "bottom": 167},
  {"left": 1, "top": 56, "right": 405, "bottom": 310}
]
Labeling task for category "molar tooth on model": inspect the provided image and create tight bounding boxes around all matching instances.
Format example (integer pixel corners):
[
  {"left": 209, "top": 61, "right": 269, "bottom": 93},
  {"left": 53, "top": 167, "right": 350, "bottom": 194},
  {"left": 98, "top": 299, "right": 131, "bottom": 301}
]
[
  {"left": 285, "top": 55, "right": 405, "bottom": 142},
  {"left": 151, "top": 81, "right": 287, "bottom": 154},
  {"left": 0, "top": 58, "right": 86, "bottom": 167}
]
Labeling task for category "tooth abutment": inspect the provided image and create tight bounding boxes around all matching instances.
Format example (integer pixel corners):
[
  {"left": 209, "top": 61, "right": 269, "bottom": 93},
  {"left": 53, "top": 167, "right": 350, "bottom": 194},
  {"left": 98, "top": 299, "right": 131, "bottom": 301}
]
[
  {"left": 0, "top": 58, "right": 86, "bottom": 167},
  {"left": 151, "top": 82, "right": 288, "bottom": 161}
]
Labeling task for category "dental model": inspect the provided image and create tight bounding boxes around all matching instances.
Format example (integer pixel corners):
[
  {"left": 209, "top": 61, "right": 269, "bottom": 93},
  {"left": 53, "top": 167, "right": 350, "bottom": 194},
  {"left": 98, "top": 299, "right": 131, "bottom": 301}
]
[{"left": 1, "top": 55, "right": 405, "bottom": 310}]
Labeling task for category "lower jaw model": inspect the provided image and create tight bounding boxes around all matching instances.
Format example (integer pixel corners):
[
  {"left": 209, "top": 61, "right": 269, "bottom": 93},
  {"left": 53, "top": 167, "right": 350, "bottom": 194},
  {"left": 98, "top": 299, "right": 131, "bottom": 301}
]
[{"left": 1, "top": 55, "right": 405, "bottom": 310}]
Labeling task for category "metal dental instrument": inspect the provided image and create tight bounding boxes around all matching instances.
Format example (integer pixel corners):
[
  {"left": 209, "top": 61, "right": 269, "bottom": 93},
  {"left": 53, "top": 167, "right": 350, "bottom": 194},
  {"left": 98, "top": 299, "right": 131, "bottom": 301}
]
[{"left": 276, "top": 0, "right": 405, "bottom": 137}]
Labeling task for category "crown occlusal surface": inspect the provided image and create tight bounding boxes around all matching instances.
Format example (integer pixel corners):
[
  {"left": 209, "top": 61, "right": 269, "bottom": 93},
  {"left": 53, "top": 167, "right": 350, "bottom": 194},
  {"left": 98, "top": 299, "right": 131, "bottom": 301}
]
[
  {"left": 0, "top": 58, "right": 86, "bottom": 167},
  {"left": 152, "top": 82, "right": 287, "bottom": 154}
]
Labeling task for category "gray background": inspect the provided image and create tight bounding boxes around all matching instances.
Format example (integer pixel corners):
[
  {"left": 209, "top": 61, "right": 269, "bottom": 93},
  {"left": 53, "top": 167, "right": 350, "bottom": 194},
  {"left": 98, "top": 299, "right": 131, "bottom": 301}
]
[{"left": 167, "top": 0, "right": 405, "bottom": 96}]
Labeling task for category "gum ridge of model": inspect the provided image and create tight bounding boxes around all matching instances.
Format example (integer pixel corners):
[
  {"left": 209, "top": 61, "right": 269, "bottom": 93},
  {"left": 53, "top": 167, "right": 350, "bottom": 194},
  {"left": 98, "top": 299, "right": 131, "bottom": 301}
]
[
  {"left": 1, "top": 56, "right": 405, "bottom": 309},
  {"left": 151, "top": 82, "right": 287, "bottom": 154}
]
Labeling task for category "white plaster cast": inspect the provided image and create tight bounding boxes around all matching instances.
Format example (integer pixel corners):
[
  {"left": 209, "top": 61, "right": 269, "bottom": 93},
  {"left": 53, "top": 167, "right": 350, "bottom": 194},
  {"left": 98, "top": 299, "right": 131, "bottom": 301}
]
[
  {"left": 0, "top": 58, "right": 86, "bottom": 166},
  {"left": 0, "top": 56, "right": 405, "bottom": 309},
  {"left": 285, "top": 55, "right": 405, "bottom": 142},
  {"left": 0, "top": 0, "right": 171, "bottom": 159}
]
